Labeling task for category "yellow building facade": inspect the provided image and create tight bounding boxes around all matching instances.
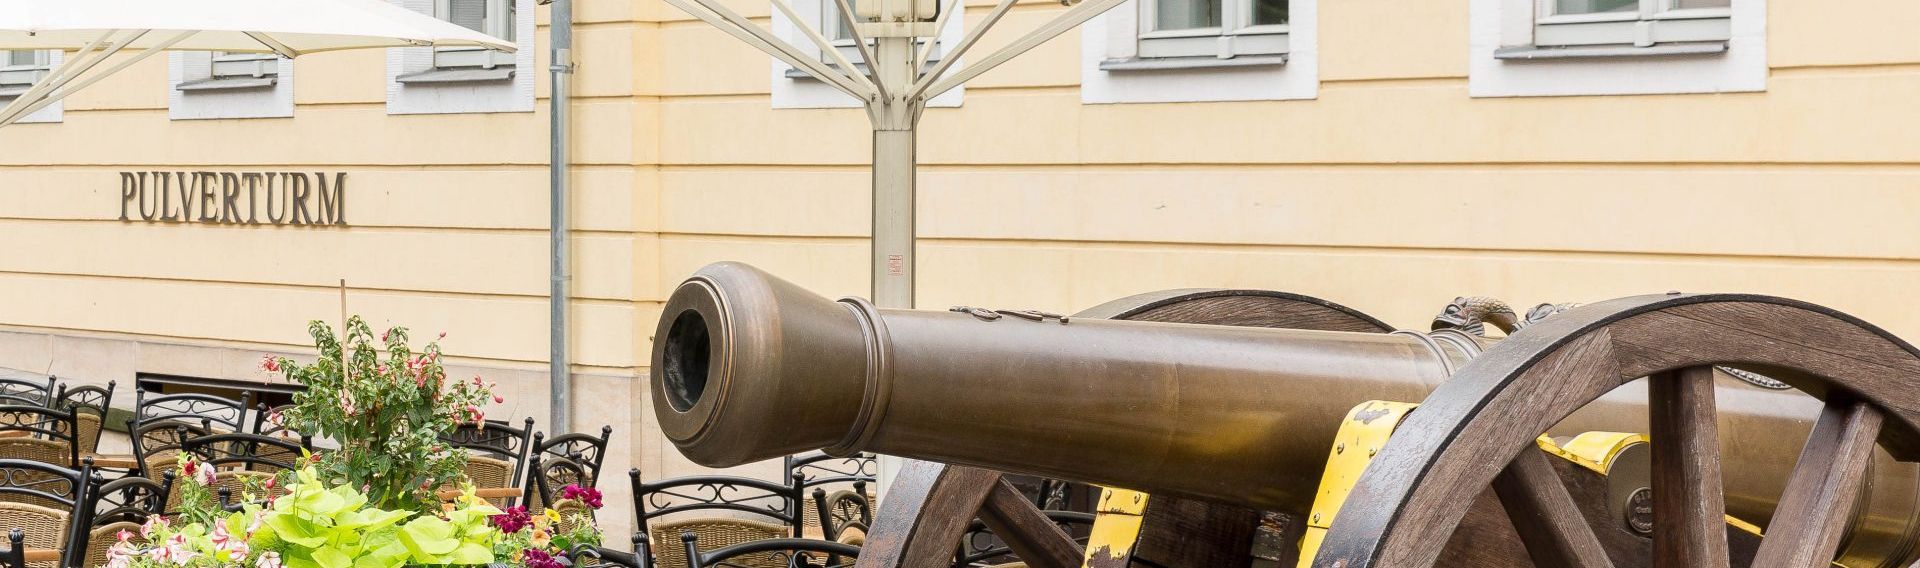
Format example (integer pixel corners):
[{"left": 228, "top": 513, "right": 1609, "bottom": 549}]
[{"left": 0, "top": 0, "right": 1915, "bottom": 544}]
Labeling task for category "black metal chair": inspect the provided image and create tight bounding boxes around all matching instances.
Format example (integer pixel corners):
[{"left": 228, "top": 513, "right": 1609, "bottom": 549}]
[
  {"left": 786, "top": 452, "right": 876, "bottom": 540},
  {"left": 443, "top": 417, "right": 535, "bottom": 504},
  {"left": 631, "top": 469, "right": 806, "bottom": 568},
  {"left": 810, "top": 485, "right": 871, "bottom": 544},
  {"left": 0, "top": 405, "right": 81, "bottom": 469},
  {"left": 0, "top": 458, "right": 98, "bottom": 568},
  {"left": 133, "top": 390, "right": 251, "bottom": 435},
  {"left": 250, "top": 403, "right": 297, "bottom": 438},
  {"left": 51, "top": 383, "right": 112, "bottom": 457},
  {"left": 525, "top": 425, "right": 612, "bottom": 510},
  {"left": 682, "top": 533, "right": 860, "bottom": 568},
  {"left": 172, "top": 431, "right": 309, "bottom": 509},
  {"left": 0, "top": 376, "right": 56, "bottom": 407},
  {"left": 127, "top": 419, "right": 216, "bottom": 487},
  {"left": 953, "top": 511, "right": 1095, "bottom": 568},
  {"left": 79, "top": 474, "right": 169, "bottom": 568}
]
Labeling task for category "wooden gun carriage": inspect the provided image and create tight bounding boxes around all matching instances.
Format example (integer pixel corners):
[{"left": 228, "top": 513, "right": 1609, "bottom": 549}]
[{"left": 648, "top": 262, "right": 1920, "bottom": 568}]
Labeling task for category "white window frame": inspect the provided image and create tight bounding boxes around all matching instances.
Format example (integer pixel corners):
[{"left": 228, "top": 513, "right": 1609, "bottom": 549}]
[
  {"left": 0, "top": 50, "right": 61, "bottom": 123},
  {"left": 1532, "top": 0, "right": 1730, "bottom": 48},
  {"left": 169, "top": 51, "right": 294, "bottom": 120},
  {"left": 770, "top": 0, "right": 964, "bottom": 110},
  {"left": 1469, "top": 0, "right": 1764, "bottom": 98},
  {"left": 386, "top": 0, "right": 536, "bottom": 115},
  {"left": 1135, "top": 0, "right": 1287, "bottom": 59},
  {"left": 1081, "top": 0, "right": 1315, "bottom": 104},
  {"left": 432, "top": 0, "right": 516, "bottom": 68}
]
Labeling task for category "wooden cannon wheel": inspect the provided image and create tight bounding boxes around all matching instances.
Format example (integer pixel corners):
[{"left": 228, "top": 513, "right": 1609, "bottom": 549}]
[
  {"left": 855, "top": 289, "right": 1394, "bottom": 568},
  {"left": 1314, "top": 293, "right": 1920, "bottom": 568}
]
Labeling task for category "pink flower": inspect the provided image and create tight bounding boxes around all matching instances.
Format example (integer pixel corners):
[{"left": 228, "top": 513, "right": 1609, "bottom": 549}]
[
  {"left": 381, "top": 330, "right": 392, "bottom": 343},
  {"left": 256, "top": 551, "right": 283, "bottom": 568},
  {"left": 260, "top": 355, "right": 280, "bottom": 373},
  {"left": 438, "top": 332, "right": 447, "bottom": 340},
  {"left": 561, "top": 484, "right": 604, "bottom": 509},
  {"left": 140, "top": 516, "right": 168, "bottom": 539},
  {"left": 492, "top": 394, "right": 504, "bottom": 404}
]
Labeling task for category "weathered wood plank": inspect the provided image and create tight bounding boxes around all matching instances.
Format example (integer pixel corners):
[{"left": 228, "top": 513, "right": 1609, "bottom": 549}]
[
  {"left": 977, "top": 479, "right": 1083, "bottom": 568},
  {"left": 1491, "top": 446, "right": 1615, "bottom": 568},
  {"left": 1648, "top": 366, "right": 1730, "bottom": 568},
  {"left": 1749, "top": 399, "right": 1883, "bottom": 568}
]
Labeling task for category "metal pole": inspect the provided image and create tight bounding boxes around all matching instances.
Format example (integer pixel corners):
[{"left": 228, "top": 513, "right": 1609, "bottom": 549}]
[
  {"left": 549, "top": 0, "right": 575, "bottom": 434},
  {"left": 870, "top": 35, "right": 919, "bottom": 499}
]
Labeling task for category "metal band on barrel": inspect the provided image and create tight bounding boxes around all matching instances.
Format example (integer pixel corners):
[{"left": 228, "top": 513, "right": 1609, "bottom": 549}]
[
  {"left": 828, "top": 296, "right": 892, "bottom": 456},
  {"left": 1390, "top": 330, "right": 1456, "bottom": 376}
]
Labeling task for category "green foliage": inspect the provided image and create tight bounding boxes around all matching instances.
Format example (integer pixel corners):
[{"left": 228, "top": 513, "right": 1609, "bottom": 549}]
[
  {"left": 262, "top": 467, "right": 501, "bottom": 568},
  {"left": 265, "top": 316, "right": 498, "bottom": 512}
]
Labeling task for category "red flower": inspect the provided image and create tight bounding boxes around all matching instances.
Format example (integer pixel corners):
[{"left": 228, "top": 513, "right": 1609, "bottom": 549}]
[
  {"left": 560, "top": 484, "right": 603, "bottom": 509},
  {"left": 260, "top": 355, "right": 280, "bottom": 373}
]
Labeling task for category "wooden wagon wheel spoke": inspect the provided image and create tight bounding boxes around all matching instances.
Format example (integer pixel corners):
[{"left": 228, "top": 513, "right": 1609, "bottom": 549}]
[
  {"left": 1491, "top": 445, "right": 1614, "bottom": 568},
  {"left": 1751, "top": 397, "right": 1885, "bottom": 568},
  {"left": 1648, "top": 366, "right": 1731, "bottom": 568}
]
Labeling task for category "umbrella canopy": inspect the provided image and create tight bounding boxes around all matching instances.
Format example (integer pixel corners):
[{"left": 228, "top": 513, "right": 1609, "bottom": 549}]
[{"left": 0, "top": 0, "right": 516, "bottom": 128}]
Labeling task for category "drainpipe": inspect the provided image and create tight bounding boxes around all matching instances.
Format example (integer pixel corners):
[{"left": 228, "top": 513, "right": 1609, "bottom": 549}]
[{"left": 549, "top": 0, "right": 575, "bottom": 435}]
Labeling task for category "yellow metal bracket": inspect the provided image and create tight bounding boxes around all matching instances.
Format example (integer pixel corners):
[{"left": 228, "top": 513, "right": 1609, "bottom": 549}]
[
  {"left": 1297, "top": 400, "right": 1421, "bottom": 567},
  {"left": 1082, "top": 487, "right": 1151, "bottom": 567}
]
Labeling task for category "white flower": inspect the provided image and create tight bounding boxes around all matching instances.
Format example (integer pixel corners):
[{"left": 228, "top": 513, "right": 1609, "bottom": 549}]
[
  {"left": 256, "top": 551, "right": 284, "bottom": 568},
  {"left": 196, "top": 464, "right": 218, "bottom": 487}
]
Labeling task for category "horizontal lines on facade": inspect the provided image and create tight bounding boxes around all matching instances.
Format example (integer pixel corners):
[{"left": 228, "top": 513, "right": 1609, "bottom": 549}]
[{"left": 654, "top": 233, "right": 1920, "bottom": 268}]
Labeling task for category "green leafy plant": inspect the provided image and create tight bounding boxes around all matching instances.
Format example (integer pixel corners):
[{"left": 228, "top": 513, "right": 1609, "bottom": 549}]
[
  {"left": 262, "top": 466, "right": 502, "bottom": 568},
  {"left": 264, "top": 316, "right": 499, "bottom": 512}
]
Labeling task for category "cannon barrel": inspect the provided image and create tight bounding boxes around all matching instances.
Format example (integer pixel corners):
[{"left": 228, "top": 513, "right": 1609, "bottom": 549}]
[{"left": 651, "top": 263, "right": 1918, "bottom": 547}]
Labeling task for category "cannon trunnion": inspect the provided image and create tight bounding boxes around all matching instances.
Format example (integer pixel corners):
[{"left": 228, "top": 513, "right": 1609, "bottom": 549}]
[{"left": 650, "top": 262, "right": 1920, "bottom": 568}]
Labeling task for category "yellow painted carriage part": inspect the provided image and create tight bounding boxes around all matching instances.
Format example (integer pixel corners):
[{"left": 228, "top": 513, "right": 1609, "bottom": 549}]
[
  {"left": 1082, "top": 487, "right": 1151, "bottom": 568},
  {"left": 1296, "top": 401, "right": 1421, "bottom": 568}
]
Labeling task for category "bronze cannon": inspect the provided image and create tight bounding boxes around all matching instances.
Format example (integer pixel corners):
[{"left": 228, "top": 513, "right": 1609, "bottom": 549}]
[{"left": 650, "top": 262, "right": 1920, "bottom": 568}]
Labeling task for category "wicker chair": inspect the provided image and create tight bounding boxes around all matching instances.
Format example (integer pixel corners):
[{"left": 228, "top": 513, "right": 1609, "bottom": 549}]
[
  {"left": 0, "top": 459, "right": 95, "bottom": 568},
  {"left": 680, "top": 535, "right": 860, "bottom": 568},
  {"left": 83, "top": 475, "right": 168, "bottom": 568},
  {"left": 808, "top": 486, "right": 871, "bottom": 544},
  {"left": 0, "top": 405, "right": 79, "bottom": 469},
  {"left": 52, "top": 382, "right": 113, "bottom": 456},
  {"left": 444, "top": 418, "right": 535, "bottom": 506},
  {"left": 524, "top": 426, "right": 612, "bottom": 511},
  {"left": 0, "top": 376, "right": 55, "bottom": 407},
  {"left": 632, "top": 470, "right": 805, "bottom": 568},
  {"left": 133, "top": 391, "right": 251, "bottom": 435},
  {"left": 786, "top": 452, "right": 877, "bottom": 538},
  {"left": 170, "top": 432, "right": 307, "bottom": 510},
  {"left": 128, "top": 420, "right": 215, "bottom": 487}
]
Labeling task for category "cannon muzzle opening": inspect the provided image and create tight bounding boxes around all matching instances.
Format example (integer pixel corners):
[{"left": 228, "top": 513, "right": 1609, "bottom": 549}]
[{"left": 651, "top": 262, "right": 870, "bottom": 468}]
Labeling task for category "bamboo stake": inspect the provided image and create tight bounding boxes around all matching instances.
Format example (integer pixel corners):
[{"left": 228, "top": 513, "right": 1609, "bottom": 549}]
[{"left": 339, "top": 279, "right": 351, "bottom": 381}]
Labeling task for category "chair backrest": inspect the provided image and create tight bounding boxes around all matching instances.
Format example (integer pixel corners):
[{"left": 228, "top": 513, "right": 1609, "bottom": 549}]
[
  {"left": 444, "top": 417, "right": 535, "bottom": 487},
  {"left": 811, "top": 485, "right": 871, "bottom": 543},
  {"left": 0, "top": 405, "right": 80, "bottom": 468},
  {"left": 785, "top": 452, "right": 878, "bottom": 491},
  {"left": 133, "top": 390, "right": 250, "bottom": 434},
  {"left": 683, "top": 535, "right": 860, "bottom": 568},
  {"left": 0, "top": 376, "right": 55, "bottom": 407},
  {"left": 529, "top": 425, "right": 612, "bottom": 488},
  {"left": 177, "top": 432, "right": 311, "bottom": 475},
  {"left": 0, "top": 458, "right": 98, "bottom": 567},
  {"left": 52, "top": 382, "right": 114, "bottom": 455},
  {"left": 127, "top": 420, "right": 216, "bottom": 483},
  {"left": 632, "top": 469, "right": 804, "bottom": 538},
  {"left": 954, "top": 511, "right": 1095, "bottom": 567}
]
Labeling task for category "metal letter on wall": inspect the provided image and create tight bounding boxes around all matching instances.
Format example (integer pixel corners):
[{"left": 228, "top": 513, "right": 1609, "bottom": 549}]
[{"left": 114, "top": 171, "right": 350, "bottom": 228}]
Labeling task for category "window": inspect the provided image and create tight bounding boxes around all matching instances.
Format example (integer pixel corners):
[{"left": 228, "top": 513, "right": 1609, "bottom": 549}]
[
  {"left": 0, "top": 50, "right": 50, "bottom": 96},
  {"left": 1530, "top": 0, "right": 1730, "bottom": 49},
  {"left": 432, "top": 0, "right": 516, "bottom": 69},
  {"left": 0, "top": 50, "right": 60, "bottom": 123},
  {"left": 169, "top": 50, "right": 293, "bottom": 119},
  {"left": 1081, "top": 0, "right": 1316, "bottom": 103},
  {"left": 386, "top": 0, "right": 535, "bottom": 115},
  {"left": 1468, "top": 0, "right": 1764, "bottom": 97},
  {"left": 1135, "top": 0, "right": 1286, "bottom": 59}
]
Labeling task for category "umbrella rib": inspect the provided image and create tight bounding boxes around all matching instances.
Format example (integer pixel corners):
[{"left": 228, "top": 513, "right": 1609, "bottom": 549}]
[
  {"left": 830, "top": 0, "right": 888, "bottom": 101},
  {"left": 911, "top": 0, "right": 964, "bottom": 84},
  {"left": 661, "top": 0, "right": 870, "bottom": 100},
  {"left": 245, "top": 32, "right": 302, "bottom": 59},
  {"left": 0, "top": 29, "right": 131, "bottom": 127},
  {"left": 769, "top": 0, "right": 878, "bottom": 100},
  {"left": 2, "top": 30, "right": 195, "bottom": 129},
  {"left": 906, "top": 0, "right": 1017, "bottom": 101},
  {"left": 921, "top": 0, "right": 1129, "bottom": 99}
]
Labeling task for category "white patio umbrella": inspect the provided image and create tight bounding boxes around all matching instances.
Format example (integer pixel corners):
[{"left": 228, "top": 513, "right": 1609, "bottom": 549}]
[{"left": 0, "top": 0, "right": 516, "bottom": 128}]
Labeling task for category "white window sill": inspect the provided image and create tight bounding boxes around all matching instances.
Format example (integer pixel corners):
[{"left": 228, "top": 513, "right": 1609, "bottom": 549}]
[
  {"left": 1098, "top": 54, "right": 1287, "bottom": 71},
  {"left": 177, "top": 76, "right": 278, "bottom": 91},
  {"left": 781, "top": 58, "right": 941, "bottom": 80},
  {"left": 396, "top": 66, "right": 516, "bottom": 84},
  {"left": 1493, "top": 41, "right": 1726, "bottom": 60},
  {"left": 0, "top": 84, "right": 31, "bottom": 97}
]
